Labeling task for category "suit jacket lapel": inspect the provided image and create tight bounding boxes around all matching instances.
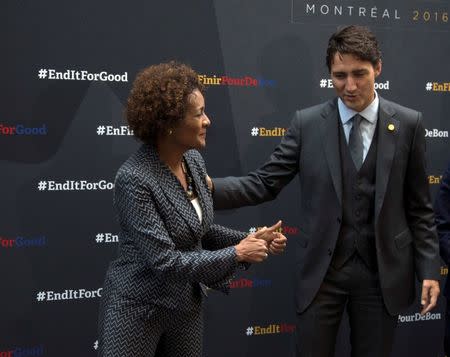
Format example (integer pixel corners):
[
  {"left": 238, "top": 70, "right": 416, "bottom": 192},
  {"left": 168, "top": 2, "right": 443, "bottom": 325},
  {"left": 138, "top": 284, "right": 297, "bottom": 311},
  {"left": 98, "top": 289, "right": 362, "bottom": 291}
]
[
  {"left": 143, "top": 145, "right": 202, "bottom": 236},
  {"left": 375, "top": 98, "right": 399, "bottom": 221},
  {"left": 320, "top": 99, "right": 343, "bottom": 206}
]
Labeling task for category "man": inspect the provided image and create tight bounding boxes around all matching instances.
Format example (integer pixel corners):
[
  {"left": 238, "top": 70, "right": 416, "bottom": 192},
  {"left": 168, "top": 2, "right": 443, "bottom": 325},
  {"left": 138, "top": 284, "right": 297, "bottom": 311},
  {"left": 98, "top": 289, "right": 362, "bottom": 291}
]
[
  {"left": 435, "top": 162, "right": 450, "bottom": 355},
  {"left": 210, "top": 25, "right": 440, "bottom": 357}
]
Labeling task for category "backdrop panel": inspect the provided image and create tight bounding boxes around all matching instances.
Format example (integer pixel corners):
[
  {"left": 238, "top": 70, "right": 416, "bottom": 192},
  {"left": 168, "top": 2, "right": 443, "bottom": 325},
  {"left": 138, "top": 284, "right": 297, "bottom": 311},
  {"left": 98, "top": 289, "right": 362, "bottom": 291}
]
[{"left": 1, "top": 1, "right": 449, "bottom": 356}]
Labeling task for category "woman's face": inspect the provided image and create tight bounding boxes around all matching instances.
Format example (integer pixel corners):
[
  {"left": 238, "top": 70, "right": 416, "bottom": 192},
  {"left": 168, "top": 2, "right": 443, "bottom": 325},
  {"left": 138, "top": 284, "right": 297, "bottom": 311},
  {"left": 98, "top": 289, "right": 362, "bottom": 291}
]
[{"left": 172, "top": 89, "right": 210, "bottom": 150}]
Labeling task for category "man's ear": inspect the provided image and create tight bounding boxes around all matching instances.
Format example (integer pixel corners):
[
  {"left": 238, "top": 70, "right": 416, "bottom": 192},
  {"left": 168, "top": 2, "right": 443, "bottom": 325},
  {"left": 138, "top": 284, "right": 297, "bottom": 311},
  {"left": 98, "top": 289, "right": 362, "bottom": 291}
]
[{"left": 374, "top": 60, "right": 382, "bottom": 78}]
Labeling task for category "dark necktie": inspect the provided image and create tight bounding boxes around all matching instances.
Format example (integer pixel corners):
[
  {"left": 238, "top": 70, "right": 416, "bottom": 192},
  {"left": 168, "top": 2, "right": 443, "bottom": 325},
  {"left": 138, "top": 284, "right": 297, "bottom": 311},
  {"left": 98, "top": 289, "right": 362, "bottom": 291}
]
[{"left": 348, "top": 114, "right": 364, "bottom": 170}]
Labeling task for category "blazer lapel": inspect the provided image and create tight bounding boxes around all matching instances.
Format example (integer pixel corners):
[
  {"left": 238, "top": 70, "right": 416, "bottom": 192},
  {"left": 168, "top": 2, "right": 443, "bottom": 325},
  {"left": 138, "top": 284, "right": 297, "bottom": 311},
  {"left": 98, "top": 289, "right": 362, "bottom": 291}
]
[
  {"left": 320, "top": 99, "right": 343, "bottom": 206},
  {"left": 375, "top": 98, "right": 400, "bottom": 221},
  {"left": 184, "top": 153, "right": 213, "bottom": 232},
  {"left": 143, "top": 145, "right": 202, "bottom": 236}
]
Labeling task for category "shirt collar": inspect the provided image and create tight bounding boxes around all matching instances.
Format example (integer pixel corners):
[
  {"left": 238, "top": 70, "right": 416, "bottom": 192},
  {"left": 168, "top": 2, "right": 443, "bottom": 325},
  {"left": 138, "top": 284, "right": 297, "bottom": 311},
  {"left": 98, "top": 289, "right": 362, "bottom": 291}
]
[{"left": 338, "top": 91, "right": 379, "bottom": 125}]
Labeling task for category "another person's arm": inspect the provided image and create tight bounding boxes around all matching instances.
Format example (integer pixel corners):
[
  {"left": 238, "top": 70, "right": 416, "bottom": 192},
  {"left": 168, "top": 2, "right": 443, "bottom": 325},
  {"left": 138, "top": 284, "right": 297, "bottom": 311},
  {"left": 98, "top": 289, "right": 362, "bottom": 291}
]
[
  {"left": 404, "top": 114, "right": 440, "bottom": 313},
  {"left": 212, "top": 114, "right": 301, "bottom": 209},
  {"left": 435, "top": 163, "right": 450, "bottom": 265}
]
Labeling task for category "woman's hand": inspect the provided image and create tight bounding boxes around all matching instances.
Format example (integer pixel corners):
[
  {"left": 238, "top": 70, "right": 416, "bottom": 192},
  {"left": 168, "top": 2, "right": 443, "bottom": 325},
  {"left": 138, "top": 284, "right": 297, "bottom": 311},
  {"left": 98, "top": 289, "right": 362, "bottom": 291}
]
[{"left": 235, "top": 236, "right": 269, "bottom": 263}]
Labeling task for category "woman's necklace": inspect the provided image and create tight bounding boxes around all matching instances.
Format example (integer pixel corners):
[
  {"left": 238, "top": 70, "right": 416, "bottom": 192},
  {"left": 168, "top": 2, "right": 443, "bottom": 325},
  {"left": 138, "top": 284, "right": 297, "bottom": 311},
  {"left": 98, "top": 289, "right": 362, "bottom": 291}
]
[{"left": 181, "top": 159, "right": 195, "bottom": 200}]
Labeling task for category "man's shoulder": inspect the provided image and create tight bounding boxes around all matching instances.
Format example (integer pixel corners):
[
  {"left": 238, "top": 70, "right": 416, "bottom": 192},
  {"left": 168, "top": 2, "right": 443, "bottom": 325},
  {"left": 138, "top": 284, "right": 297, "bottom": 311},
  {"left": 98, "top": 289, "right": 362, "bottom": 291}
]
[
  {"left": 293, "top": 98, "right": 336, "bottom": 121},
  {"left": 379, "top": 97, "right": 421, "bottom": 119}
]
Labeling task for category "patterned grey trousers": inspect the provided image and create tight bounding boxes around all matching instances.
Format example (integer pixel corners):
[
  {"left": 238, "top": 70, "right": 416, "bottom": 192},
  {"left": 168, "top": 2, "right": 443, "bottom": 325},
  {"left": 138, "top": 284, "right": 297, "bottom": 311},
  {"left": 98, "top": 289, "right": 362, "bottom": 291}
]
[{"left": 98, "top": 297, "right": 203, "bottom": 357}]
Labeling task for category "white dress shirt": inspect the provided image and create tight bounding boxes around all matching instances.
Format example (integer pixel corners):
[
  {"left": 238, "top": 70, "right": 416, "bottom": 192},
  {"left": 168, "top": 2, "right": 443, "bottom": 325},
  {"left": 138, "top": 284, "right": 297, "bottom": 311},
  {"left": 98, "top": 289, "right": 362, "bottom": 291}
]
[
  {"left": 191, "top": 197, "right": 203, "bottom": 223},
  {"left": 338, "top": 91, "right": 379, "bottom": 160}
]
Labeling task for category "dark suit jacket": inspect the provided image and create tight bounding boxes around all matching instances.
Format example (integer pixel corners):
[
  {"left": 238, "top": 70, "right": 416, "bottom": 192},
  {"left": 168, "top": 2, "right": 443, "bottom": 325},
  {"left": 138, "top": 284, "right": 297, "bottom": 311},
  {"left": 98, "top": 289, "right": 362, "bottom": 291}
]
[
  {"left": 435, "top": 163, "right": 450, "bottom": 297},
  {"left": 101, "top": 144, "right": 245, "bottom": 312},
  {"left": 213, "top": 97, "right": 440, "bottom": 315}
]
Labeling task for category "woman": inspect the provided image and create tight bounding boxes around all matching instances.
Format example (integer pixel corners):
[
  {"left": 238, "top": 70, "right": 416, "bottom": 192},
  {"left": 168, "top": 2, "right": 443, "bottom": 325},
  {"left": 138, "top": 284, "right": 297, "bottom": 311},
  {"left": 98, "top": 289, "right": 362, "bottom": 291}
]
[{"left": 98, "top": 61, "right": 286, "bottom": 357}]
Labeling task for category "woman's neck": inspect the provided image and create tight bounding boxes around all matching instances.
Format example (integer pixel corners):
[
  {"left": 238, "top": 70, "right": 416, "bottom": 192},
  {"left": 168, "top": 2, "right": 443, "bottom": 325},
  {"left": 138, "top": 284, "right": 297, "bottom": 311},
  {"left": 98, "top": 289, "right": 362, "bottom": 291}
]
[{"left": 157, "top": 138, "right": 185, "bottom": 172}]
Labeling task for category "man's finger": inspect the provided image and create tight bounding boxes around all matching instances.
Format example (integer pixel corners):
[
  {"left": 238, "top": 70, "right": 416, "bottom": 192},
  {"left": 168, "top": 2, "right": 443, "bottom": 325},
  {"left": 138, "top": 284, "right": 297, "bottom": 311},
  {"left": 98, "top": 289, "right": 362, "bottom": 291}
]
[
  {"left": 270, "top": 244, "right": 284, "bottom": 252},
  {"left": 421, "top": 300, "right": 435, "bottom": 315},
  {"left": 423, "top": 284, "right": 440, "bottom": 314},
  {"left": 273, "top": 232, "right": 287, "bottom": 242},
  {"left": 269, "top": 238, "right": 287, "bottom": 254},
  {"left": 420, "top": 284, "right": 430, "bottom": 307},
  {"left": 269, "top": 246, "right": 283, "bottom": 255},
  {"left": 205, "top": 175, "right": 213, "bottom": 191},
  {"left": 430, "top": 287, "right": 439, "bottom": 307},
  {"left": 271, "top": 239, "right": 286, "bottom": 248},
  {"left": 420, "top": 284, "right": 433, "bottom": 315},
  {"left": 424, "top": 291, "right": 439, "bottom": 314}
]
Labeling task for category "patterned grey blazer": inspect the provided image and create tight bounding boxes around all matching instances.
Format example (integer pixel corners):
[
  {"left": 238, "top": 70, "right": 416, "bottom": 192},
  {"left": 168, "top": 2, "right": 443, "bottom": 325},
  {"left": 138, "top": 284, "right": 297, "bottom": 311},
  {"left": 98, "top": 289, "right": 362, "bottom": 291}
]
[{"left": 101, "top": 144, "right": 246, "bottom": 311}]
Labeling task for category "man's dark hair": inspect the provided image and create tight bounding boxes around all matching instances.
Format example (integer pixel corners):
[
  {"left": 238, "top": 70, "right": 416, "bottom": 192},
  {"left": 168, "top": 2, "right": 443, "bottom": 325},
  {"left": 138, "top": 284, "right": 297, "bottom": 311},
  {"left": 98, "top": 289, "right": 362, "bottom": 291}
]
[{"left": 326, "top": 25, "right": 381, "bottom": 72}]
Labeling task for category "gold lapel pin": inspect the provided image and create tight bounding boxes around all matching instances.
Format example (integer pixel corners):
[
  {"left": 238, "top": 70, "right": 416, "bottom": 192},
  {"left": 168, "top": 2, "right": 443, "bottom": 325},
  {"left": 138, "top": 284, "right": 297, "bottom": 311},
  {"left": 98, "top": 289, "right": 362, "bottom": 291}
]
[{"left": 387, "top": 124, "right": 395, "bottom": 131}]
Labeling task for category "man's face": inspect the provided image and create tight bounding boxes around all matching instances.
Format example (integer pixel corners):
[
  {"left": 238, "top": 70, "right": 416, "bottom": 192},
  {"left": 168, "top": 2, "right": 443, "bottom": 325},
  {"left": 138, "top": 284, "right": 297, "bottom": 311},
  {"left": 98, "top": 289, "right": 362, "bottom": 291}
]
[{"left": 330, "top": 52, "right": 381, "bottom": 112}]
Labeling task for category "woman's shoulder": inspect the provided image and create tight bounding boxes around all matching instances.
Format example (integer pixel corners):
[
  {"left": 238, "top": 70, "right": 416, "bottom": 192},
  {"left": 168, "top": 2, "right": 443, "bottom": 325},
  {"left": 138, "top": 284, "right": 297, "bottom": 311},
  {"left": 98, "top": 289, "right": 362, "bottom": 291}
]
[
  {"left": 185, "top": 149, "right": 205, "bottom": 166},
  {"left": 185, "top": 149, "right": 208, "bottom": 175},
  {"left": 115, "top": 145, "right": 158, "bottom": 186}
]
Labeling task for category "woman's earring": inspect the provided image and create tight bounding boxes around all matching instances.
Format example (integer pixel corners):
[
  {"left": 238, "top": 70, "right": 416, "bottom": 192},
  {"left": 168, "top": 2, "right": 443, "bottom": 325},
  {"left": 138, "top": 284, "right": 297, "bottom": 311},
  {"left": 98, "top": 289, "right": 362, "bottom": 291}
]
[{"left": 168, "top": 129, "right": 173, "bottom": 135}]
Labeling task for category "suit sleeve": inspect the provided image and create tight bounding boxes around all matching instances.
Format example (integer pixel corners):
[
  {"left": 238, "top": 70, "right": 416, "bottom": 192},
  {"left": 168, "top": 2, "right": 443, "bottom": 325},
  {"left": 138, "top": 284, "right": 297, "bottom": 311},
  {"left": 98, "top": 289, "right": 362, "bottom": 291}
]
[
  {"left": 435, "top": 163, "right": 450, "bottom": 265},
  {"left": 114, "top": 170, "right": 239, "bottom": 285},
  {"left": 404, "top": 113, "right": 441, "bottom": 281},
  {"left": 213, "top": 112, "right": 301, "bottom": 209}
]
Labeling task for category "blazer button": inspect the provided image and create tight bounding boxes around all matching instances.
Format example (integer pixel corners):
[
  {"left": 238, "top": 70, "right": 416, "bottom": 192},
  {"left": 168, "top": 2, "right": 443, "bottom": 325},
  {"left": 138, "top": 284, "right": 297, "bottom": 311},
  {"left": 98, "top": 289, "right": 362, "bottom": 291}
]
[
  {"left": 337, "top": 217, "right": 342, "bottom": 223},
  {"left": 328, "top": 248, "right": 333, "bottom": 256}
]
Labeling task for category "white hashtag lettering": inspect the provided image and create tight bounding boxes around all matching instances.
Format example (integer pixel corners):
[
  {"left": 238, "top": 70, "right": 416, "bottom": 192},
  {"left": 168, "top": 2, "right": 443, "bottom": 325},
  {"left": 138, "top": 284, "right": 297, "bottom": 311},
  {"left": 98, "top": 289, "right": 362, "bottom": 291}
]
[
  {"left": 95, "top": 233, "right": 104, "bottom": 243},
  {"left": 38, "top": 69, "right": 47, "bottom": 79},
  {"left": 37, "top": 180, "right": 114, "bottom": 191},
  {"left": 96, "top": 126, "right": 106, "bottom": 135},
  {"left": 37, "top": 69, "right": 128, "bottom": 82},
  {"left": 36, "top": 291, "right": 46, "bottom": 301}
]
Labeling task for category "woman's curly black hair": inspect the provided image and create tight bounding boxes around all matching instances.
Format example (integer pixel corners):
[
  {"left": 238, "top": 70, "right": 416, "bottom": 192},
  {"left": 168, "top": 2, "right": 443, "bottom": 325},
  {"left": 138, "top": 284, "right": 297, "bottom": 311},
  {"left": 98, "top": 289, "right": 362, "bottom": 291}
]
[{"left": 126, "top": 61, "right": 205, "bottom": 143}]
